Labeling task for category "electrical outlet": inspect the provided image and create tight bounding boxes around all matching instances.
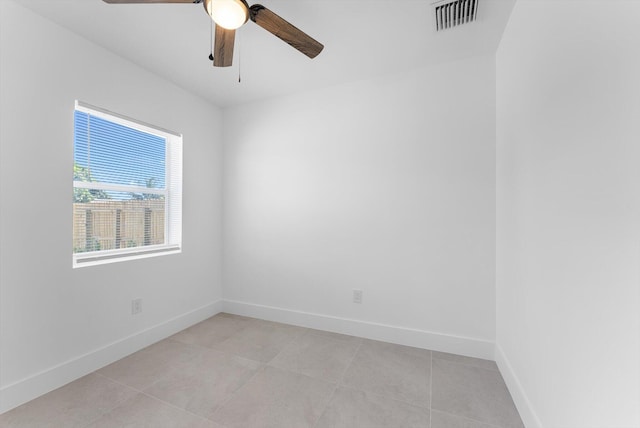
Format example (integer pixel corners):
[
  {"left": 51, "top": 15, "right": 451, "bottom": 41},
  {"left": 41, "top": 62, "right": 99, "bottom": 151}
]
[
  {"left": 131, "top": 298, "right": 142, "bottom": 315},
  {"left": 353, "top": 290, "right": 363, "bottom": 304}
]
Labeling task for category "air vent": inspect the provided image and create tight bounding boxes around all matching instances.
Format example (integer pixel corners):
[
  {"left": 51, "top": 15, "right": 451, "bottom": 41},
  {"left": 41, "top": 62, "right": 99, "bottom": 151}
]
[{"left": 433, "top": 0, "right": 479, "bottom": 32}]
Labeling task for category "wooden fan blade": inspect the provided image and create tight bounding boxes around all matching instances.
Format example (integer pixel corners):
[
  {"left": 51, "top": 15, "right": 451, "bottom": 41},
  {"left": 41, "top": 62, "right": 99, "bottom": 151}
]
[
  {"left": 213, "top": 25, "right": 236, "bottom": 67},
  {"left": 249, "top": 5, "right": 323, "bottom": 59},
  {"left": 102, "top": 1, "right": 198, "bottom": 4}
]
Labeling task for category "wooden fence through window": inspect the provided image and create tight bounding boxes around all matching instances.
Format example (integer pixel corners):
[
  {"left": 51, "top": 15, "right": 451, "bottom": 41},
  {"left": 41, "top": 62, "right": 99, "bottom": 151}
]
[{"left": 73, "top": 199, "right": 165, "bottom": 253}]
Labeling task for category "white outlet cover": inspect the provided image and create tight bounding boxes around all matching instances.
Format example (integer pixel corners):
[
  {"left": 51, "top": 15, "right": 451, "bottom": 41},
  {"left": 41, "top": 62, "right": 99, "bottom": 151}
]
[
  {"left": 353, "top": 290, "right": 363, "bottom": 304},
  {"left": 132, "top": 298, "right": 142, "bottom": 315}
]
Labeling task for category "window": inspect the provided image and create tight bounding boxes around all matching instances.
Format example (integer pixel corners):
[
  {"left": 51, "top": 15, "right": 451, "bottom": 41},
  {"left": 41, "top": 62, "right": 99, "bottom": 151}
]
[{"left": 73, "top": 101, "right": 182, "bottom": 268}]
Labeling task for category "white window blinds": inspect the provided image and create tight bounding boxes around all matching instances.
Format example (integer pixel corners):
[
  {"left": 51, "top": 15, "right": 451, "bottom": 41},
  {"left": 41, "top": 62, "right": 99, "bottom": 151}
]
[{"left": 73, "top": 101, "right": 182, "bottom": 268}]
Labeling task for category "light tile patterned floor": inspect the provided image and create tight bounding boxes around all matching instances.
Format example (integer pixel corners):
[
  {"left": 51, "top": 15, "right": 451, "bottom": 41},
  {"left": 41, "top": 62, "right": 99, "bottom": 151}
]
[{"left": 0, "top": 313, "right": 524, "bottom": 428}]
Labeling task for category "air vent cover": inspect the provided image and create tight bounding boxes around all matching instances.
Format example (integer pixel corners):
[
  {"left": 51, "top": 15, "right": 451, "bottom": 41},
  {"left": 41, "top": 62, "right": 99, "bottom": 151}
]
[{"left": 433, "top": 0, "right": 478, "bottom": 31}]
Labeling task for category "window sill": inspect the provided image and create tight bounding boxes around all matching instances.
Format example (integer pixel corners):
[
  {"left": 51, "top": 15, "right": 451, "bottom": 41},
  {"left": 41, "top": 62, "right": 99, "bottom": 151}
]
[{"left": 72, "top": 245, "right": 181, "bottom": 268}]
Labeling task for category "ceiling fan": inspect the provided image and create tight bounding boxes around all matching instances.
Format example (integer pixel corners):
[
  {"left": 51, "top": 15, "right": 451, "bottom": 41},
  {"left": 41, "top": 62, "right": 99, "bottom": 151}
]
[{"left": 102, "top": 0, "right": 324, "bottom": 67}]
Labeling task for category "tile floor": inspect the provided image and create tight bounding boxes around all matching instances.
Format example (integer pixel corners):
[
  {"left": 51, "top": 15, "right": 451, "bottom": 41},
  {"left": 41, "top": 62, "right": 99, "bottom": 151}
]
[{"left": 0, "top": 313, "right": 524, "bottom": 428}]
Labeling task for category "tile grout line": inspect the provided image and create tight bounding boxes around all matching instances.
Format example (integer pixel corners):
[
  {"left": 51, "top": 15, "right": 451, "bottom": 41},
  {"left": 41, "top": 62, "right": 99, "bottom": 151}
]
[
  {"left": 93, "top": 371, "right": 145, "bottom": 395},
  {"left": 337, "top": 384, "right": 432, "bottom": 411},
  {"left": 431, "top": 355, "right": 499, "bottom": 372},
  {"left": 264, "top": 324, "right": 310, "bottom": 366},
  {"left": 430, "top": 358, "right": 522, "bottom": 427},
  {"left": 153, "top": 316, "right": 308, "bottom": 424},
  {"left": 336, "top": 337, "right": 364, "bottom": 388},
  {"left": 170, "top": 318, "right": 259, "bottom": 428},
  {"left": 310, "top": 335, "right": 364, "bottom": 428},
  {"left": 171, "top": 334, "right": 266, "bottom": 367},
  {"left": 429, "top": 350, "right": 433, "bottom": 428},
  {"left": 336, "top": 340, "right": 433, "bottom": 411},
  {"left": 92, "top": 370, "right": 215, "bottom": 426},
  {"left": 208, "top": 363, "right": 268, "bottom": 420},
  {"left": 310, "top": 383, "right": 338, "bottom": 428},
  {"left": 170, "top": 317, "right": 275, "bottom": 425},
  {"left": 76, "top": 372, "right": 143, "bottom": 428},
  {"left": 212, "top": 363, "right": 339, "bottom": 427},
  {"left": 138, "top": 389, "right": 223, "bottom": 425},
  {"left": 431, "top": 408, "right": 506, "bottom": 428}
]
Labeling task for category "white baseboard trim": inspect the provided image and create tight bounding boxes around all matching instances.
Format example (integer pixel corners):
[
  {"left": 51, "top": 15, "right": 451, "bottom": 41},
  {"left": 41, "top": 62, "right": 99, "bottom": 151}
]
[
  {"left": 495, "top": 344, "right": 543, "bottom": 428},
  {"left": 0, "top": 300, "right": 222, "bottom": 415},
  {"left": 222, "top": 299, "right": 495, "bottom": 360}
]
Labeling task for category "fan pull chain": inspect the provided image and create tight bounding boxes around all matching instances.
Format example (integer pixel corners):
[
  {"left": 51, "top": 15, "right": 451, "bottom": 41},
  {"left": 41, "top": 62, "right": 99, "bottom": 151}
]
[
  {"left": 238, "top": 29, "right": 242, "bottom": 83},
  {"left": 209, "top": 20, "right": 214, "bottom": 62}
]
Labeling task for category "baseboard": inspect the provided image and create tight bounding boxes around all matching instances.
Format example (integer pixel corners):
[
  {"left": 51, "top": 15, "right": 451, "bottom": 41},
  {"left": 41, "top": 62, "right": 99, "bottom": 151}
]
[
  {"left": 495, "top": 344, "right": 543, "bottom": 428},
  {"left": 0, "top": 300, "right": 222, "bottom": 414},
  {"left": 222, "top": 299, "right": 495, "bottom": 360}
]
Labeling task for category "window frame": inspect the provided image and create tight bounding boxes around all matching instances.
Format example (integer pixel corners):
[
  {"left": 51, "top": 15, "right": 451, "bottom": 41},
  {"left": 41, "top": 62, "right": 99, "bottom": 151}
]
[{"left": 72, "top": 101, "right": 182, "bottom": 268}]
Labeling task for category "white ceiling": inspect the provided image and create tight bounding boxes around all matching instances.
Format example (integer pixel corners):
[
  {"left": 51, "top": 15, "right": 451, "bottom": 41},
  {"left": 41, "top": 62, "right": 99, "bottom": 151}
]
[{"left": 14, "top": 0, "right": 515, "bottom": 107}]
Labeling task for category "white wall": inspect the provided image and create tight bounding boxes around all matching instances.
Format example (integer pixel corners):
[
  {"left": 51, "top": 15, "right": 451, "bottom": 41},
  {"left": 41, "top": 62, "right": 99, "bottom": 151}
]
[
  {"left": 0, "top": 0, "right": 223, "bottom": 412},
  {"left": 496, "top": 1, "right": 640, "bottom": 427},
  {"left": 223, "top": 55, "right": 497, "bottom": 357}
]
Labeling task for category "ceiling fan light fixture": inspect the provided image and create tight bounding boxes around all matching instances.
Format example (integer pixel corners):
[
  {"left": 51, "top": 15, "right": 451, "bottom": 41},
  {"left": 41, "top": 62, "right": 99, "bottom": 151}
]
[{"left": 204, "top": 0, "right": 248, "bottom": 30}]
